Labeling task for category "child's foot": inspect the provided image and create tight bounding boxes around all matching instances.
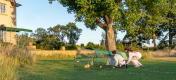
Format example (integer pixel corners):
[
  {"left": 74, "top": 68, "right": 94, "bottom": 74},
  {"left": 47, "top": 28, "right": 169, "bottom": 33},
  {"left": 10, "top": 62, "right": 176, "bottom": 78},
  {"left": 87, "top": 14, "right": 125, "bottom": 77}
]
[
  {"left": 113, "top": 66, "right": 118, "bottom": 69},
  {"left": 125, "top": 64, "right": 128, "bottom": 69}
]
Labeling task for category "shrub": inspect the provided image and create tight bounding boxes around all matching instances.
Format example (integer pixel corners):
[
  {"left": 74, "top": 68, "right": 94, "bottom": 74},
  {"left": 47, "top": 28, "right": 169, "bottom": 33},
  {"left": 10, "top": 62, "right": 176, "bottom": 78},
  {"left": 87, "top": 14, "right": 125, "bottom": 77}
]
[
  {"left": 35, "top": 42, "right": 65, "bottom": 50},
  {"left": 66, "top": 44, "right": 77, "bottom": 50},
  {"left": 43, "top": 44, "right": 55, "bottom": 50}
]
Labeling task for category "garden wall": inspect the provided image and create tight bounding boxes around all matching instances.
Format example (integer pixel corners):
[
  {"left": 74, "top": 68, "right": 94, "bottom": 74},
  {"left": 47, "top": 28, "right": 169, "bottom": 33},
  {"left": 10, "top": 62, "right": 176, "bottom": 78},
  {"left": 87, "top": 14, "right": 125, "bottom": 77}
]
[{"left": 30, "top": 49, "right": 95, "bottom": 56}]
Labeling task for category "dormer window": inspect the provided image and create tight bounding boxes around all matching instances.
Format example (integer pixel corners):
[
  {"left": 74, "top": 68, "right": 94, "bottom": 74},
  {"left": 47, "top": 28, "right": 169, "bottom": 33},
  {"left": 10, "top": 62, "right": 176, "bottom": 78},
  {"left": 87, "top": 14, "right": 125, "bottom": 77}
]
[{"left": 0, "top": 3, "right": 6, "bottom": 14}]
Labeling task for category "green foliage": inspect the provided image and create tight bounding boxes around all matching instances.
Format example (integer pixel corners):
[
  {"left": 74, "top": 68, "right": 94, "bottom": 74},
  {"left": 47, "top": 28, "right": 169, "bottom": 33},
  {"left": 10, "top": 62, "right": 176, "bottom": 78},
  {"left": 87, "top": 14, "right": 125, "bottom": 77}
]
[
  {"left": 66, "top": 23, "right": 82, "bottom": 44},
  {"left": 80, "top": 43, "right": 84, "bottom": 48},
  {"left": 32, "top": 23, "right": 82, "bottom": 50},
  {"left": 120, "top": 0, "right": 175, "bottom": 48},
  {"left": 48, "top": 24, "right": 67, "bottom": 42},
  {"left": 86, "top": 42, "right": 95, "bottom": 48},
  {"left": 85, "top": 42, "right": 106, "bottom": 50},
  {"left": 50, "top": 0, "right": 122, "bottom": 29},
  {"left": 36, "top": 42, "right": 65, "bottom": 50},
  {"left": 116, "top": 42, "right": 125, "bottom": 51},
  {"left": 43, "top": 44, "right": 55, "bottom": 50},
  {"left": 49, "top": 0, "right": 175, "bottom": 49},
  {"left": 65, "top": 44, "right": 78, "bottom": 50},
  {"left": 17, "top": 33, "right": 35, "bottom": 48}
]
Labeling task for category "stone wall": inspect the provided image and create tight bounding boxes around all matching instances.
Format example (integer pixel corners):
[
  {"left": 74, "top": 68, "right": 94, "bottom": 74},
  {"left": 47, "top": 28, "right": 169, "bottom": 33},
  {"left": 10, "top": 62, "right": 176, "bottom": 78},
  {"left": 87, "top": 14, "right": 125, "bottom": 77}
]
[{"left": 30, "top": 49, "right": 95, "bottom": 57}]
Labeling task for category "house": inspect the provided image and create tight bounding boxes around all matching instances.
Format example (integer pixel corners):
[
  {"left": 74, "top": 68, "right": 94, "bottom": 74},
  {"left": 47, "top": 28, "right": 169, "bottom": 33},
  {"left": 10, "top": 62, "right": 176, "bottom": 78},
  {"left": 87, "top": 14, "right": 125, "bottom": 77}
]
[{"left": 0, "top": 0, "right": 32, "bottom": 45}]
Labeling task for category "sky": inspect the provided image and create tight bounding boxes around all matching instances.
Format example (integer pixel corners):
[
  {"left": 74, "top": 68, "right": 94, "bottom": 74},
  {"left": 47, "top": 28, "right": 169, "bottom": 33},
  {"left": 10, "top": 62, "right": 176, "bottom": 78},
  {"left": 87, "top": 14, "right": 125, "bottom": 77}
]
[{"left": 16, "top": 0, "right": 125, "bottom": 45}]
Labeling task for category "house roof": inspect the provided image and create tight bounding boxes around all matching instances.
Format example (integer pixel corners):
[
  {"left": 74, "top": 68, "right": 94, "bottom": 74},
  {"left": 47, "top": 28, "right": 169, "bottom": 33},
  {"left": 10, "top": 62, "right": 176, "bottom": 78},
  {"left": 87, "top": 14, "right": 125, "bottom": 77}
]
[
  {"left": 0, "top": 25, "right": 32, "bottom": 32},
  {"left": 6, "top": 0, "right": 21, "bottom": 7}
]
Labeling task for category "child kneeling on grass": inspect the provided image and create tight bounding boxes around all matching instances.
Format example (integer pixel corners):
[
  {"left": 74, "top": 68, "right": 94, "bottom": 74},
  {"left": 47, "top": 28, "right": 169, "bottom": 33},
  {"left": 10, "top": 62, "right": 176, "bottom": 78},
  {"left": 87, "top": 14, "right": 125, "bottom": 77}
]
[
  {"left": 124, "top": 48, "right": 143, "bottom": 68},
  {"left": 111, "top": 50, "right": 127, "bottom": 68}
]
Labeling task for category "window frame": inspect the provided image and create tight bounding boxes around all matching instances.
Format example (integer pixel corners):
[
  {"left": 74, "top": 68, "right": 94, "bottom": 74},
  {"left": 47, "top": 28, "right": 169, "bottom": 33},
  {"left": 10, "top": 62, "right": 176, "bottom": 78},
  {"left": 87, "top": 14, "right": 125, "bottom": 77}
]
[{"left": 0, "top": 2, "right": 6, "bottom": 14}]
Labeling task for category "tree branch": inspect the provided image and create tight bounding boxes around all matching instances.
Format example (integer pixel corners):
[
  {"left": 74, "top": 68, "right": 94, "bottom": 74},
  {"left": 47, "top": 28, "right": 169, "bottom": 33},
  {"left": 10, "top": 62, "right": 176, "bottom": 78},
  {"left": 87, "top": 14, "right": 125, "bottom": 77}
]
[
  {"left": 96, "top": 19, "right": 107, "bottom": 30},
  {"left": 104, "top": 15, "right": 110, "bottom": 24},
  {"left": 114, "top": 0, "right": 122, "bottom": 4}
]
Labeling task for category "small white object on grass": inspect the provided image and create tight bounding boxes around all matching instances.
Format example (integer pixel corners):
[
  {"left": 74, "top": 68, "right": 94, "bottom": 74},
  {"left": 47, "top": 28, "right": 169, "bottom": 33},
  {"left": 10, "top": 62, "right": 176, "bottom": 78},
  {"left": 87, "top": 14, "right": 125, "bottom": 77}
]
[
  {"left": 99, "top": 65, "right": 103, "bottom": 69},
  {"left": 84, "top": 64, "right": 90, "bottom": 69},
  {"left": 76, "top": 60, "right": 80, "bottom": 63}
]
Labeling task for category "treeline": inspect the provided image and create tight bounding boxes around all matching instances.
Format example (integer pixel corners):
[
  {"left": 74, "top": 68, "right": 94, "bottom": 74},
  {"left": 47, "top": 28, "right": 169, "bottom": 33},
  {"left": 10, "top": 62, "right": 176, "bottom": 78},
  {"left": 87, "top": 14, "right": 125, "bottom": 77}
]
[{"left": 30, "top": 22, "right": 82, "bottom": 50}]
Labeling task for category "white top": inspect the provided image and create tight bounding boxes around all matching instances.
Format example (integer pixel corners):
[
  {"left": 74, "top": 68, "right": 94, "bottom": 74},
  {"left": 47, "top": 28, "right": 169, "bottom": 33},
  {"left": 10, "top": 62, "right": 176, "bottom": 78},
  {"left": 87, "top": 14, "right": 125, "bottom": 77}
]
[
  {"left": 126, "top": 51, "right": 142, "bottom": 64},
  {"left": 114, "top": 54, "right": 126, "bottom": 65}
]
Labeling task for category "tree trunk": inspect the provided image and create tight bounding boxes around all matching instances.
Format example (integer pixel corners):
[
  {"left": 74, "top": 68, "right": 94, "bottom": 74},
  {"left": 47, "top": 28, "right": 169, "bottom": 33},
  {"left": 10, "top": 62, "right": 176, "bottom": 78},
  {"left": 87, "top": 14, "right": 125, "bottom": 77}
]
[
  {"left": 97, "top": 16, "right": 116, "bottom": 65},
  {"left": 105, "top": 23, "right": 117, "bottom": 65},
  {"left": 152, "top": 33, "right": 157, "bottom": 48},
  {"left": 105, "top": 23, "right": 117, "bottom": 51},
  {"left": 169, "top": 28, "right": 173, "bottom": 47}
]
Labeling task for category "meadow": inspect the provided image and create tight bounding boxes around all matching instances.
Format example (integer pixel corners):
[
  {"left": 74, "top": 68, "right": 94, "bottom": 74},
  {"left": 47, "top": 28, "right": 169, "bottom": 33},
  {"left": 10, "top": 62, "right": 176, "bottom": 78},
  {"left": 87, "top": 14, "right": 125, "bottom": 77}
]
[{"left": 18, "top": 58, "right": 176, "bottom": 80}]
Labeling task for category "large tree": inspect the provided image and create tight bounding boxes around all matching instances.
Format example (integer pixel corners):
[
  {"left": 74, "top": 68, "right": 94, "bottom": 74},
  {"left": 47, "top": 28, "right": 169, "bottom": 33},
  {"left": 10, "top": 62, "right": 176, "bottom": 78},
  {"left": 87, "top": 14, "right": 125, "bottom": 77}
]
[
  {"left": 166, "top": 0, "right": 176, "bottom": 46},
  {"left": 48, "top": 24, "right": 66, "bottom": 42},
  {"left": 122, "top": 0, "right": 169, "bottom": 48},
  {"left": 48, "top": 23, "right": 82, "bottom": 44},
  {"left": 49, "top": 0, "right": 124, "bottom": 51},
  {"left": 65, "top": 23, "right": 82, "bottom": 44}
]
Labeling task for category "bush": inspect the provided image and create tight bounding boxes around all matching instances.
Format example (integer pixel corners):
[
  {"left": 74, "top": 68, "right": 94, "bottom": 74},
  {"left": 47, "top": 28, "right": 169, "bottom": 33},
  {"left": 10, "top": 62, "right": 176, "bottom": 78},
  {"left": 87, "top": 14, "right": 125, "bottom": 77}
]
[
  {"left": 43, "top": 44, "right": 55, "bottom": 50},
  {"left": 66, "top": 44, "right": 77, "bottom": 50},
  {"left": 35, "top": 41, "right": 65, "bottom": 50}
]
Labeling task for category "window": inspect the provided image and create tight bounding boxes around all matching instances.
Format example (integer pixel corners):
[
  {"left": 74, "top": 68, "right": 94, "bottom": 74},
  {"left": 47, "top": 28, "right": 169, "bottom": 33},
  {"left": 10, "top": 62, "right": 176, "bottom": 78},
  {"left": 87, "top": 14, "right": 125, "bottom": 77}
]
[{"left": 0, "top": 3, "right": 6, "bottom": 14}]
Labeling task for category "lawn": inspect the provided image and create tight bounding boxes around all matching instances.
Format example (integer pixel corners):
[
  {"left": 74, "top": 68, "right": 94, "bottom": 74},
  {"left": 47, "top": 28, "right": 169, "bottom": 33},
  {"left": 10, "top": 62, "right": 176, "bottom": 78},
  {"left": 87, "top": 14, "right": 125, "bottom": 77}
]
[{"left": 18, "top": 58, "right": 176, "bottom": 80}]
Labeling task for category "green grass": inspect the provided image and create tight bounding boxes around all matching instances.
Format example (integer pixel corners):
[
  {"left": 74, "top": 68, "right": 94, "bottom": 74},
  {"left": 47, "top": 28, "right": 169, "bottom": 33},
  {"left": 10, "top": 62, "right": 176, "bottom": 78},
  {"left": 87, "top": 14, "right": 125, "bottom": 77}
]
[{"left": 18, "top": 58, "right": 176, "bottom": 80}]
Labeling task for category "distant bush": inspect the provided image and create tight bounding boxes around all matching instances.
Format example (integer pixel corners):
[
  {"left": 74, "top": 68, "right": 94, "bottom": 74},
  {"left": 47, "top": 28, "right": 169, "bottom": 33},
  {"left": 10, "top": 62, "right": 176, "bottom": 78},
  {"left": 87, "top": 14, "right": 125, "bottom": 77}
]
[
  {"left": 43, "top": 44, "right": 55, "bottom": 50},
  {"left": 85, "top": 42, "right": 106, "bottom": 50},
  {"left": 66, "top": 44, "right": 77, "bottom": 50},
  {"left": 36, "top": 41, "right": 65, "bottom": 50}
]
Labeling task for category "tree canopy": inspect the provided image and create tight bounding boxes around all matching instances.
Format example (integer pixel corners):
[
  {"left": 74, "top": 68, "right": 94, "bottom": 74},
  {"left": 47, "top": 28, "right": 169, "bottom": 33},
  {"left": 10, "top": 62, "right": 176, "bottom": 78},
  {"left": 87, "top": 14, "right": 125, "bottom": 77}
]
[{"left": 49, "top": 0, "right": 176, "bottom": 50}]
